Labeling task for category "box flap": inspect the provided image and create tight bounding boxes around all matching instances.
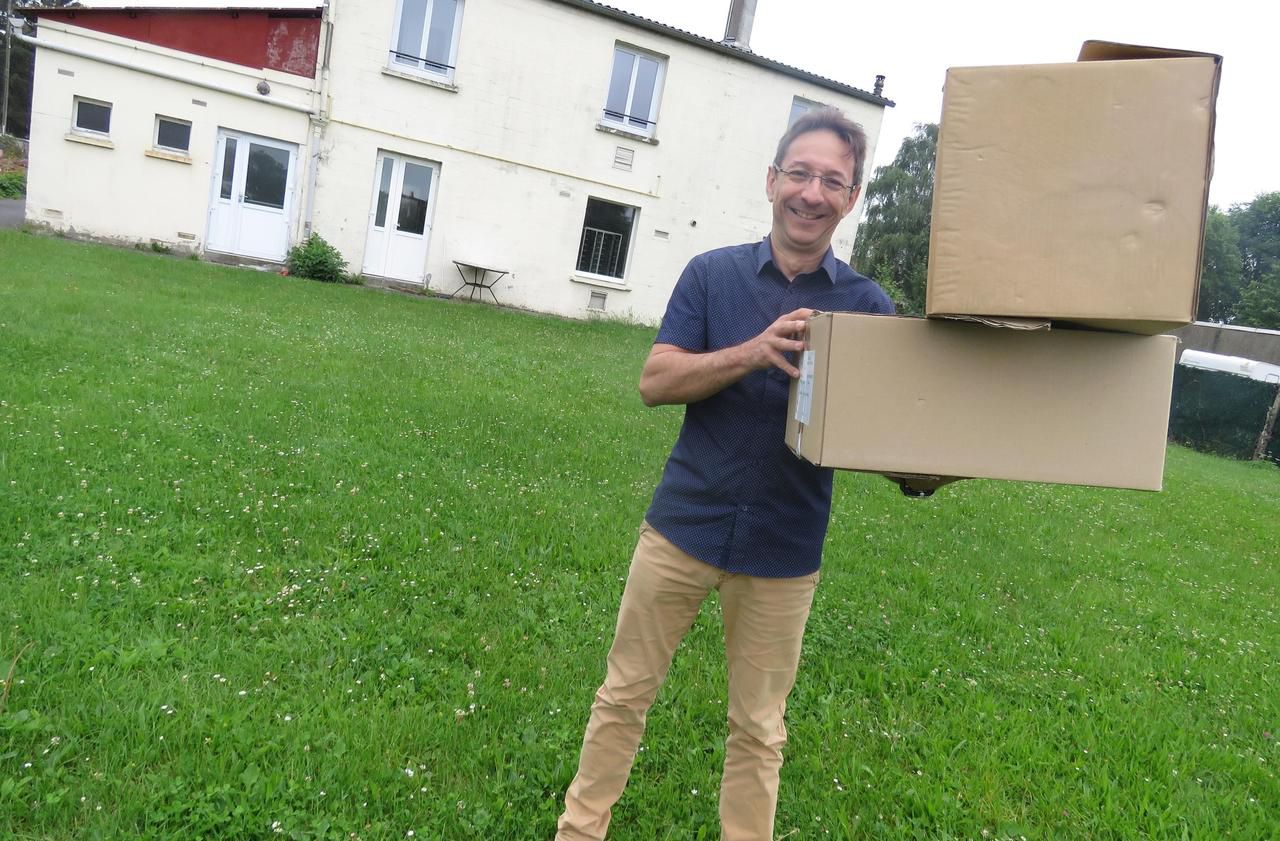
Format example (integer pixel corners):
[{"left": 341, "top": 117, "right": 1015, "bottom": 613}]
[
  {"left": 1078, "top": 40, "right": 1222, "bottom": 65},
  {"left": 931, "top": 315, "right": 1052, "bottom": 331}
]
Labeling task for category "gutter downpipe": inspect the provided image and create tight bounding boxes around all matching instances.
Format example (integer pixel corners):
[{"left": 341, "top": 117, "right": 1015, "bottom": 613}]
[
  {"left": 15, "top": 29, "right": 319, "bottom": 117},
  {"left": 302, "top": 0, "right": 333, "bottom": 238}
]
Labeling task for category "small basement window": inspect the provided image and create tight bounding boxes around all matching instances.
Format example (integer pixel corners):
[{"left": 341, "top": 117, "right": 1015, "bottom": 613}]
[
  {"left": 73, "top": 96, "right": 112, "bottom": 135},
  {"left": 155, "top": 116, "right": 192, "bottom": 153},
  {"left": 588, "top": 290, "right": 608, "bottom": 312}
]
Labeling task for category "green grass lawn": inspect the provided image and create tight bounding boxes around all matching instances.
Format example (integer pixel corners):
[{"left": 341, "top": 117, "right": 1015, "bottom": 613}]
[{"left": 1, "top": 230, "right": 1277, "bottom": 840}]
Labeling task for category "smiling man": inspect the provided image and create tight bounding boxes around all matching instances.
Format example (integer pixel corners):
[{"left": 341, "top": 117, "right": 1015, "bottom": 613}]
[{"left": 555, "top": 108, "right": 894, "bottom": 841}]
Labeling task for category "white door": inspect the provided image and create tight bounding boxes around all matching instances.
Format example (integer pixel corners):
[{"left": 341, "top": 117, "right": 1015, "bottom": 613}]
[
  {"left": 362, "top": 152, "right": 438, "bottom": 284},
  {"left": 207, "top": 130, "right": 297, "bottom": 261}
]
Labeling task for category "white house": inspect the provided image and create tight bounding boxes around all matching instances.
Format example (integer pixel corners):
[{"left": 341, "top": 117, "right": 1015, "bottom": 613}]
[{"left": 23, "top": 0, "right": 892, "bottom": 322}]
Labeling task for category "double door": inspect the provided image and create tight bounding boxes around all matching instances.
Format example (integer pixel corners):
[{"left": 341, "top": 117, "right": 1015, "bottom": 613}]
[
  {"left": 362, "top": 152, "right": 439, "bottom": 284},
  {"left": 207, "top": 129, "right": 297, "bottom": 261}
]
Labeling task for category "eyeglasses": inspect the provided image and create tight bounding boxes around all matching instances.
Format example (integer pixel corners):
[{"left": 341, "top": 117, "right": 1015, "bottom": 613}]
[{"left": 772, "top": 165, "right": 856, "bottom": 196}]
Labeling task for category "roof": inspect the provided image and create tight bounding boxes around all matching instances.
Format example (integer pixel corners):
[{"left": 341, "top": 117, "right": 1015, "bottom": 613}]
[
  {"left": 546, "top": 0, "right": 892, "bottom": 108},
  {"left": 34, "top": 0, "right": 893, "bottom": 107}
]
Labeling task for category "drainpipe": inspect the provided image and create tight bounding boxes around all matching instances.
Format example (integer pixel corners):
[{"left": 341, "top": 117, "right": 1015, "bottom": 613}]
[{"left": 302, "top": 0, "right": 333, "bottom": 238}]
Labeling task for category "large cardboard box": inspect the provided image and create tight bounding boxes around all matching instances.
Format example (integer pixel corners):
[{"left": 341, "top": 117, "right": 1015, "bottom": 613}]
[
  {"left": 785, "top": 313, "right": 1178, "bottom": 490},
  {"left": 926, "top": 42, "right": 1222, "bottom": 335}
]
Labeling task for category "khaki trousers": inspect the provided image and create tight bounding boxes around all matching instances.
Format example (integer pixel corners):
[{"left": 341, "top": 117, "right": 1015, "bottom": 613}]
[{"left": 556, "top": 522, "right": 819, "bottom": 841}]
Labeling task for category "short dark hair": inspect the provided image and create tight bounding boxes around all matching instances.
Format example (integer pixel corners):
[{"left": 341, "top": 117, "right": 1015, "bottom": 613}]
[{"left": 772, "top": 106, "right": 868, "bottom": 187}]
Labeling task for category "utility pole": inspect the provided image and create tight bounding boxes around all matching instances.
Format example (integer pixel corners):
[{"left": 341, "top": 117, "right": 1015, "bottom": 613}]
[{"left": 1, "top": 0, "right": 12, "bottom": 138}]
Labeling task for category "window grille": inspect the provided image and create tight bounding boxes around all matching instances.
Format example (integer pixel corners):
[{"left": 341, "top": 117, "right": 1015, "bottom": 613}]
[{"left": 577, "top": 227, "right": 625, "bottom": 278}]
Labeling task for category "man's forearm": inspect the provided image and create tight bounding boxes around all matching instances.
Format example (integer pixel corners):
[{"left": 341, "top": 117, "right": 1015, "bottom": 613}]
[
  {"left": 639, "top": 309, "right": 812, "bottom": 407},
  {"left": 638, "top": 344, "right": 753, "bottom": 407}
]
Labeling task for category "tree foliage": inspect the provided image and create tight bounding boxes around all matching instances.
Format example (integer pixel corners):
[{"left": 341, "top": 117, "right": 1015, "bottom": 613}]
[
  {"left": 1234, "top": 266, "right": 1280, "bottom": 331},
  {"left": 1197, "top": 207, "right": 1243, "bottom": 322},
  {"left": 852, "top": 123, "right": 937, "bottom": 315},
  {"left": 4, "top": 2, "right": 79, "bottom": 138},
  {"left": 1212, "top": 191, "right": 1280, "bottom": 329},
  {"left": 1233, "top": 192, "right": 1280, "bottom": 287}
]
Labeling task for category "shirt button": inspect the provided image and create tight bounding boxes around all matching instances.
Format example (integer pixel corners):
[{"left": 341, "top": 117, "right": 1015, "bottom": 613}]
[{"left": 740, "top": 505, "right": 750, "bottom": 512}]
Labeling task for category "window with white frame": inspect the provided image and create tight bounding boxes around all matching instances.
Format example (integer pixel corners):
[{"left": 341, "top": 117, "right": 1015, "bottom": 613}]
[
  {"left": 788, "top": 96, "right": 825, "bottom": 127},
  {"left": 73, "top": 96, "right": 112, "bottom": 135},
  {"left": 390, "top": 0, "right": 464, "bottom": 82},
  {"left": 576, "top": 197, "right": 637, "bottom": 280},
  {"left": 601, "top": 45, "right": 664, "bottom": 137},
  {"left": 154, "top": 115, "right": 192, "bottom": 153}
]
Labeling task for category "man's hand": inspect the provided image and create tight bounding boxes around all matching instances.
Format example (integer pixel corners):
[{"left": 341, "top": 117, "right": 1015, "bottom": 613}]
[
  {"left": 738, "top": 308, "right": 814, "bottom": 378},
  {"left": 883, "top": 473, "right": 966, "bottom": 498},
  {"left": 639, "top": 309, "right": 816, "bottom": 406}
]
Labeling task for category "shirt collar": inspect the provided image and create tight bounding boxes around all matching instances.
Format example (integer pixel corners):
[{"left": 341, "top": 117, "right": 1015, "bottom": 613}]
[{"left": 756, "top": 236, "right": 838, "bottom": 285}]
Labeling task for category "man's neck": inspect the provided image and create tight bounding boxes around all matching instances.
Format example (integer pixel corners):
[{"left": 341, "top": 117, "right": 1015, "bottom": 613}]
[{"left": 770, "top": 239, "right": 827, "bottom": 282}]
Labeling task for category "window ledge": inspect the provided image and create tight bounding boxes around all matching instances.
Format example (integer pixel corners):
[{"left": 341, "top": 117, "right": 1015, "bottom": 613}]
[
  {"left": 145, "top": 148, "right": 192, "bottom": 164},
  {"left": 64, "top": 131, "right": 114, "bottom": 149},
  {"left": 595, "top": 122, "right": 658, "bottom": 145},
  {"left": 382, "top": 66, "right": 459, "bottom": 93},
  {"left": 570, "top": 273, "right": 632, "bottom": 292}
]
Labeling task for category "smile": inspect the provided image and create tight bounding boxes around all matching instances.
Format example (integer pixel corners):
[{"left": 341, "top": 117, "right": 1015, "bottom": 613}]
[{"left": 789, "top": 207, "right": 826, "bottom": 221}]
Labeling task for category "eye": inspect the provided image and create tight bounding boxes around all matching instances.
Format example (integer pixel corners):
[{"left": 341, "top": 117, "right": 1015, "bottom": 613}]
[
  {"left": 820, "top": 177, "right": 846, "bottom": 191},
  {"left": 787, "top": 169, "right": 813, "bottom": 183}
]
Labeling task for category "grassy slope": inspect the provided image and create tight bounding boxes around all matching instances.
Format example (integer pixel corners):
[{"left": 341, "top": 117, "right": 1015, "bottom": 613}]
[{"left": 1, "top": 231, "right": 1277, "bottom": 840}]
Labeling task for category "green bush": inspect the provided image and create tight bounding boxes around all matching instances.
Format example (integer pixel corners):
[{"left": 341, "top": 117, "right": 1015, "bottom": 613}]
[
  {"left": 0, "top": 171, "right": 25, "bottom": 199},
  {"left": 285, "top": 233, "right": 348, "bottom": 283}
]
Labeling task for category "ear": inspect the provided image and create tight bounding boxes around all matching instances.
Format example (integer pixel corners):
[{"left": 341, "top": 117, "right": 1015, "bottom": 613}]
[{"left": 766, "top": 165, "right": 778, "bottom": 202}]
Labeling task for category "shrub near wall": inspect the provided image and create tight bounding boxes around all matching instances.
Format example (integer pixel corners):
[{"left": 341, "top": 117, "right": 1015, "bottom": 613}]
[
  {"left": 285, "top": 233, "right": 351, "bottom": 283},
  {"left": 0, "top": 171, "right": 25, "bottom": 198}
]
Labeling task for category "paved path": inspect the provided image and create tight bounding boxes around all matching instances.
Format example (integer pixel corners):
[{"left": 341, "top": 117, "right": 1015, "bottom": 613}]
[{"left": 0, "top": 198, "right": 25, "bottom": 228}]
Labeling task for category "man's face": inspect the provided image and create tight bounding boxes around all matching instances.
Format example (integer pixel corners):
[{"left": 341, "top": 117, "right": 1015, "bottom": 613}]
[{"left": 765, "top": 129, "right": 861, "bottom": 256}]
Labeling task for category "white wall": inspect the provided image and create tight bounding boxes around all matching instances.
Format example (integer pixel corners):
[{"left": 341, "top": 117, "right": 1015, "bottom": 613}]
[
  {"left": 315, "top": 0, "right": 886, "bottom": 322},
  {"left": 26, "top": 21, "right": 315, "bottom": 250},
  {"left": 26, "top": 1, "right": 887, "bottom": 324}
]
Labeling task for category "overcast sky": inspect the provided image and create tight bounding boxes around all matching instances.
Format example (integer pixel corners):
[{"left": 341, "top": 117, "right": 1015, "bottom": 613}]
[{"left": 608, "top": 0, "right": 1278, "bottom": 210}]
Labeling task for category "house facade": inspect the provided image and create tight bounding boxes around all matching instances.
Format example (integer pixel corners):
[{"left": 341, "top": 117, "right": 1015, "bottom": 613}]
[{"left": 24, "top": 0, "right": 891, "bottom": 322}]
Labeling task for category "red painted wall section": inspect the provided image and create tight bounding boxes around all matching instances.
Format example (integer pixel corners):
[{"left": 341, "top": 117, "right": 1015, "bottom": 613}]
[
  {"left": 266, "top": 19, "right": 321, "bottom": 77},
  {"left": 38, "top": 10, "right": 321, "bottom": 79}
]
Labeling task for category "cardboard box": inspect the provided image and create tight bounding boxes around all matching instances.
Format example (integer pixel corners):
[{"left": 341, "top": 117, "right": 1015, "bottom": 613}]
[
  {"left": 926, "top": 42, "right": 1222, "bottom": 335},
  {"left": 785, "top": 313, "right": 1178, "bottom": 490}
]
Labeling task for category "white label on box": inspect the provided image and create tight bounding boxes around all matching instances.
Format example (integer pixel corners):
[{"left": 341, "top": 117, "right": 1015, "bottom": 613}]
[{"left": 795, "top": 350, "right": 815, "bottom": 424}]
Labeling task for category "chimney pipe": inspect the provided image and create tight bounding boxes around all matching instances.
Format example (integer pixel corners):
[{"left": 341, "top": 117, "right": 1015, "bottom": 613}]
[
  {"left": 722, "top": 0, "right": 757, "bottom": 51},
  {"left": 874, "top": 75, "right": 885, "bottom": 96}
]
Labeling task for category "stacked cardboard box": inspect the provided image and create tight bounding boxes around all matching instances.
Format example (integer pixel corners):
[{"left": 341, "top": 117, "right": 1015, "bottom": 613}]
[{"left": 786, "top": 42, "right": 1222, "bottom": 491}]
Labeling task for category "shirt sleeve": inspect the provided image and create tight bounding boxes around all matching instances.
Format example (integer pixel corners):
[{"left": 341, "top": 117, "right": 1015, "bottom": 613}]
[
  {"left": 653, "top": 256, "right": 709, "bottom": 351},
  {"left": 875, "top": 286, "right": 896, "bottom": 315}
]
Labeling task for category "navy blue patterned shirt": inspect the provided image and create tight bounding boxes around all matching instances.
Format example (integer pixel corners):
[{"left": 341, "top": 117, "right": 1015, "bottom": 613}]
[{"left": 644, "top": 238, "right": 895, "bottom": 577}]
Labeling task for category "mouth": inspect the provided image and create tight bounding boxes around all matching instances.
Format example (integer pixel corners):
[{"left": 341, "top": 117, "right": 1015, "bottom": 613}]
[{"left": 788, "top": 206, "right": 826, "bottom": 222}]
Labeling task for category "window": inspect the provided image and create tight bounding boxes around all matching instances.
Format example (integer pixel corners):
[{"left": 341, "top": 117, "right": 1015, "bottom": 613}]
[
  {"left": 390, "top": 0, "right": 464, "bottom": 81},
  {"left": 155, "top": 116, "right": 192, "bottom": 153},
  {"left": 73, "top": 97, "right": 112, "bottom": 135},
  {"left": 576, "top": 197, "right": 636, "bottom": 280},
  {"left": 789, "top": 96, "right": 825, "bottom": 127},
  {"left": 602, "top": 45, "right": 664, "bottom": 137}
]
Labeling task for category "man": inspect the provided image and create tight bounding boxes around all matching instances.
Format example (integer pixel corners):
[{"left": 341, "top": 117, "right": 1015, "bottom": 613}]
[{"left": 555, "top": 107, "right": 894, "bottom": 841}]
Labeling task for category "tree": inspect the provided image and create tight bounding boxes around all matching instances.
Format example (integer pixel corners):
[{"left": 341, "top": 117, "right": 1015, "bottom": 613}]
[
  {"left": 4, "top": 1, "right": 78, "bottom": 138},
  {"left": 1232, "top": 191, "right": 1280, "bottom": 286},
  {"left": 1197, "top": 206, "right": 1244, "bottom": 322},
  {"left": 852, "top": 123, "right": 937, "bottom": 315},
  {"left": 1234, "top": 266, "right": 1280, "bottom": 331}
]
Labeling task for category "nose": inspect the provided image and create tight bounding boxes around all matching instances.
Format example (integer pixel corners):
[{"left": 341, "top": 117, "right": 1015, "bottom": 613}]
[{"left": 799, "top": 174, "right": 826, "bottom": 202}]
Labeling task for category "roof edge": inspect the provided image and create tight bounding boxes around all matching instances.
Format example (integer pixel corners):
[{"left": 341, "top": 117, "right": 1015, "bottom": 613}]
[{"left": 543, "top": 0, "right": 894, "bottom": 108}]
